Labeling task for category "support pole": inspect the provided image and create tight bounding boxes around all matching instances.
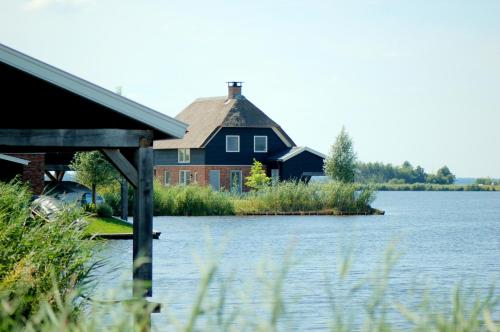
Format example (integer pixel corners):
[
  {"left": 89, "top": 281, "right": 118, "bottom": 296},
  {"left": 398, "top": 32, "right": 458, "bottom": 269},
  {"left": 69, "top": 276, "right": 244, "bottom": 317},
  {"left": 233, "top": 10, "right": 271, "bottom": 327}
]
[
  {"left": 121, "top": 178, "right": 129, "bottom": 221},
  {"left": 132, "top": 144, "right": 154, "bottom": 298}
]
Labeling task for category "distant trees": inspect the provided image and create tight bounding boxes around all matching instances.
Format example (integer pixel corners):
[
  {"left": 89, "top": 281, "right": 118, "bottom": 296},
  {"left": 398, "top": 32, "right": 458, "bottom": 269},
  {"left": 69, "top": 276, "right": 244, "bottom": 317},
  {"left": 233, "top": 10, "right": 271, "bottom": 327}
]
[
  {"left": 70, "top": 151, "right": 119, "bottom": 204},
  {"left": 356, "top": 161, "right": 456, "bottom": 185},
  {"left": 324, "top": 127, "right": 357, "bottom": 183},
  {"left": 245, "top": 159, "right": 270, "bottom": 190},
  {"left": 475, "top": 177, "right": 500, "bottom": 185}
]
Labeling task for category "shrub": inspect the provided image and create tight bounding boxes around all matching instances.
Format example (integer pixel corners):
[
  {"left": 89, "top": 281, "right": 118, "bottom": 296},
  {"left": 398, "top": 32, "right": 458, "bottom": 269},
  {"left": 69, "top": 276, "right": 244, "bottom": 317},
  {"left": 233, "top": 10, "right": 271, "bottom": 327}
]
[{"left": 96, "top": 203, "right": 113, "bottom": 218}]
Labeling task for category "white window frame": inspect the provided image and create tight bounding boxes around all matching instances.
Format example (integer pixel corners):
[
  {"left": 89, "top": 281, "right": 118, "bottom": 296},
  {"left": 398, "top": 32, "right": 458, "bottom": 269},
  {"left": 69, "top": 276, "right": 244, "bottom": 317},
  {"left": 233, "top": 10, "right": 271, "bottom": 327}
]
[
  {"left": 254, "top": 135, "right": 268, "bottom": 153},
  {"left": 226, "top": 135, "right": 240, "bottom": 153},
  {"left": 164, "top": 170, "right": 171, "bottom": 186},
  {"left": 179, "top": 170, "right": 191, "bottom": 185},
  {"left": 178, "top": 148, "right": 190, "bottom": 163}
]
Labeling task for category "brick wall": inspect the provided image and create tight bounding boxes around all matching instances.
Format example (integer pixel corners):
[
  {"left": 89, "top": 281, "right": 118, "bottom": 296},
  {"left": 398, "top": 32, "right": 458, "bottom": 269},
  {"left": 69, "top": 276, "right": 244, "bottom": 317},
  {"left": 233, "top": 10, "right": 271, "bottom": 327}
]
[
  {"left": 7, "top": 153, "right": 45, "bottom": 195},
  {"left": 154, "top": 165, "right": 256, "bottom": 192}
]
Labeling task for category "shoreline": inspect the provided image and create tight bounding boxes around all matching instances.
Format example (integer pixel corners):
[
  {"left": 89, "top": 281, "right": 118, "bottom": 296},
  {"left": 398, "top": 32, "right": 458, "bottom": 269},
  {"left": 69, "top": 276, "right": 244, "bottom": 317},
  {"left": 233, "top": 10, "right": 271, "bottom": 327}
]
[
  {"left": 358, "top": 184, "right": 499, "bottom": 192},
  {"left": 235, "top": 207, "right": 385, "bottom": 216}
]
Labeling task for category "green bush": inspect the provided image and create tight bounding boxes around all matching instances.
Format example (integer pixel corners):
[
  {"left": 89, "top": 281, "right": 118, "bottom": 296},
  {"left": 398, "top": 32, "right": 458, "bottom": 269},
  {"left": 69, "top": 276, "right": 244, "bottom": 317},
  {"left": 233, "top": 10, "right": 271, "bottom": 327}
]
[
  {"left": 96, "top": 203, "right": 113, "bottom": 218},
  {"left": 99, "top": 184, "right": 122, "bottom": 216}
]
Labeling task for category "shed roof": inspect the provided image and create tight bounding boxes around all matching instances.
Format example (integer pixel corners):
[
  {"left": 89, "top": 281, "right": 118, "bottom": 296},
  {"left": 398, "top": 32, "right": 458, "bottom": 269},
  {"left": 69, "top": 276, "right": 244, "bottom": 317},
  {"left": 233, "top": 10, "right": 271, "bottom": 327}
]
[
  {"left": 268, "top": 146, "right": 326, "bottom": 162},
  {"left": 153, "top": 96, "right": 295, "bottom": 149},
  {"left": 0, "top": 43, "right": 187, "bottom": 139},
  {"left": 0, "top": 153, "right": 30, "bottom": 165}
]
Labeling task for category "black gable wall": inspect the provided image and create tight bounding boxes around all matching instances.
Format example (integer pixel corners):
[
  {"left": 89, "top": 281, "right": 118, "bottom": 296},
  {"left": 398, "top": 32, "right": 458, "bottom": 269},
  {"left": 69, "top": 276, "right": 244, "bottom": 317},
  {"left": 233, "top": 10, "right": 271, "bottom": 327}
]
[{"left": 204, "top": 127, "right": 288, "bottom": 165}]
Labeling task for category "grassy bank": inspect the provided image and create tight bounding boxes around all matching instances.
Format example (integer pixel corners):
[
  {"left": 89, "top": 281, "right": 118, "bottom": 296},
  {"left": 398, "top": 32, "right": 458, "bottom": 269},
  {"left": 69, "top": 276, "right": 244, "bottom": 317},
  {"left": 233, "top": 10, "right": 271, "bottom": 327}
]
[
  {"left": 84, "top": 216, "right": 132, "bottom": 235},
  {"left": 100, "top": 180, "right": 376, "bottom": 216},
  {"left": 360, "top": 183, "right": 500, "bottom": 191}
]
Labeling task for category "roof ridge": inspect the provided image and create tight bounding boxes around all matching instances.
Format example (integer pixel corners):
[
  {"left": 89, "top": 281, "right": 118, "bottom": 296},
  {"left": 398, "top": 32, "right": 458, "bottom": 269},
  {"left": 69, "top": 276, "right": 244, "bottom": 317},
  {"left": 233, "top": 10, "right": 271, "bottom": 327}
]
[{"left": 194, "top": 96, "right": 227, "bottom": 101}]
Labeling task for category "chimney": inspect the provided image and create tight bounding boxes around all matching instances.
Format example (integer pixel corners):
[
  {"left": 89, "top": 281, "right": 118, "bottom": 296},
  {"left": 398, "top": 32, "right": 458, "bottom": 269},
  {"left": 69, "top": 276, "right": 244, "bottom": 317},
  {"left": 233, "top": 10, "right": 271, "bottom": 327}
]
[{"left": 227, "top": 81, "right": 243, "bottom": 99}]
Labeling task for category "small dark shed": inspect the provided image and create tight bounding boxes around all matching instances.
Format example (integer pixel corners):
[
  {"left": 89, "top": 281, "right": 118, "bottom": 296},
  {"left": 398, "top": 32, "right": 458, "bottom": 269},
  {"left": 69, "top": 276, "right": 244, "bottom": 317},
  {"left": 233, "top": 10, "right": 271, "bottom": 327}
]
[{"left": 268, "top": 147, "right": 326, "bottom": 182}]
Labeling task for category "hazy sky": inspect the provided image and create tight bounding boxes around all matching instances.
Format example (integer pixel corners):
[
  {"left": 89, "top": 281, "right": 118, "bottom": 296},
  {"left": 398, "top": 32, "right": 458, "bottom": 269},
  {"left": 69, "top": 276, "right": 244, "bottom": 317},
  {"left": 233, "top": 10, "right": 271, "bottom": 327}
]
[{"left": 1, "top": 0, "right": 499, "bottom": 177}]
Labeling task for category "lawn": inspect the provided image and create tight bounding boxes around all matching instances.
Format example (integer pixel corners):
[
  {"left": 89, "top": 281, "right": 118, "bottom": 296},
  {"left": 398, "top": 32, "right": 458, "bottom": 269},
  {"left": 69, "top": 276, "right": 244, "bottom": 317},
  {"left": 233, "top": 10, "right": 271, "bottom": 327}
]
[{"left": 85, "top": 216, "right": 133, "bottom": 235}]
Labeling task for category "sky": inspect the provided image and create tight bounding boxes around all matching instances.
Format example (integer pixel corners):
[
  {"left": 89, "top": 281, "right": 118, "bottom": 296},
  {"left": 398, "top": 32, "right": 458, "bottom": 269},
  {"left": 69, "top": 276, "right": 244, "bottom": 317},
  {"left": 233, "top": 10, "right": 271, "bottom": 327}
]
[{"left": 1, "top": 0, "right": 499, "bottom": 177}]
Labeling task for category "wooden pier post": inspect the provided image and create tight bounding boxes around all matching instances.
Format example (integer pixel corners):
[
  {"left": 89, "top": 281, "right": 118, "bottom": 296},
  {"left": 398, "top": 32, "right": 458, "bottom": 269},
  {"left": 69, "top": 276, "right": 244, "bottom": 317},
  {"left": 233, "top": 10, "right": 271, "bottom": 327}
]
[
  {"left": 132, "top": 143, "right": 154, "bottom": 298},
  {"left": 121, "top": 178, "right": 128, "bottom": 221}
]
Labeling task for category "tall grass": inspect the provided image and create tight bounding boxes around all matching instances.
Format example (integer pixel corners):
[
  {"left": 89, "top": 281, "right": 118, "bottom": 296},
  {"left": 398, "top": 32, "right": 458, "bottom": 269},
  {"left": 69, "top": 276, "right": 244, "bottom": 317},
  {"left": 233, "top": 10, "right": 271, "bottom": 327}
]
[
  {"left": 239, "top": 181, "right": 376, "bottom": 214},
  {"left": 102, "top": 181, "right": 376, "bottom": 216},
  {"left": 152, "top": 182, "right": 234, "bottom": 216},
  {"left": 0, "top": 180, "right": 96, "bottom": 331},
  {"left": 101, "top": 180, "right": 234, "bottom": 216}
]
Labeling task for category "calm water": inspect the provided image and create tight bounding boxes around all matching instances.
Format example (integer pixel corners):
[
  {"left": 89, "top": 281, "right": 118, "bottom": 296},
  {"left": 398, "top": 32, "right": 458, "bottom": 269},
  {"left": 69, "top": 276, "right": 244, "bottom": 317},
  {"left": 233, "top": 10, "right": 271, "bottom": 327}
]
[{"left": 94, "top": 191, "right": 500, "bottom": 330}]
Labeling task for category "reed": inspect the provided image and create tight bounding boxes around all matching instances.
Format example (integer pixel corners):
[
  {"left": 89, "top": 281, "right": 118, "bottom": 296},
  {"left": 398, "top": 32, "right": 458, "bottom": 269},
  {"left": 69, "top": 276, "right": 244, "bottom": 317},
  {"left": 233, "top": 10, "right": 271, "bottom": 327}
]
[
  {"left": 0, "top": 180, "right": 96, "bottom": 329},
  {"left": 102, "top": 181, "right": 376, "bottom": 216},
  {"left": 241, "top": 181, "right": 376, "bottom": 214}
]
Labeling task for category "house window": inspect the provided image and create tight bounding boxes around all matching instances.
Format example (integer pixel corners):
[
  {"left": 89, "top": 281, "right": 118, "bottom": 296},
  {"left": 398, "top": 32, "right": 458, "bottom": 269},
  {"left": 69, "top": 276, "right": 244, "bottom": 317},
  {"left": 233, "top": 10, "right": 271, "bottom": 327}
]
[
  {"left": 230, "top": 170, "right": 242, "bottom": 193},
  {"left": 254, "top": 136, "right": 268, "bottom": 152},
  {"left": 179, "top": 170, "right": 191, "bottom": 185},
  {"left": 271, "top": 169, "right": 279, "bottom": 185},
  {"left": 178, "top": 148, "right": 190, "bottom": 163},
  {"left": 164, "top": 170, "right": 171, "bottom": 185},
  {"left": 226, "top": 135, "right": 240, "bottom": 152},
  {"left": 209, "top": 170, "right": 221, "bottom": 191},
  {"left": 193, "top": 172, "right": 198, "bottom": 183}
]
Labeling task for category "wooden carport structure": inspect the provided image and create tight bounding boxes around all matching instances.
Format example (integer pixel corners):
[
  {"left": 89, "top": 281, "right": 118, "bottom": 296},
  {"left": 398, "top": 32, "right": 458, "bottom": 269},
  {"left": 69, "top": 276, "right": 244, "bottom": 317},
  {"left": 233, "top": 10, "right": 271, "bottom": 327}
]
[{"left": 0, "top": 44, "right": 187, "bottom": 299}]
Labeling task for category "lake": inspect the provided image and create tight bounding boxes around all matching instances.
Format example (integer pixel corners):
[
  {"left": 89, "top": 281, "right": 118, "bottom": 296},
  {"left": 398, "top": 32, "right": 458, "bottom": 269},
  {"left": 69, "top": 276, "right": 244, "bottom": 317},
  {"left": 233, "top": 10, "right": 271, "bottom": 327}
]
[{"left": 94, "top": 191, "right": 500, "bottom": 330}]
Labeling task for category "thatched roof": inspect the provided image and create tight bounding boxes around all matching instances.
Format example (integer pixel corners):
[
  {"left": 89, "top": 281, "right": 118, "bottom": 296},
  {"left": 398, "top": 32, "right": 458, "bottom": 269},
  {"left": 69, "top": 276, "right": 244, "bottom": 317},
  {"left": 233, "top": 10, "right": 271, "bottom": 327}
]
[{"left": 154, "top": 96, "right": 295, "bottom": 149}]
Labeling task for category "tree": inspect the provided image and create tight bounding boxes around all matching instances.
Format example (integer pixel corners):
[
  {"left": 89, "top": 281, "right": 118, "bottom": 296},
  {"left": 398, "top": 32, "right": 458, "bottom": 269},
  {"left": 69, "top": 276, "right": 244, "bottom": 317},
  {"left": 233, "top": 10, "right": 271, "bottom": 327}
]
[
  {"left": 70, "top": 151, "right": 119, "bottom": 205},
  {"left": 324, "top": 127, "right": 357, "bottom": 183},
  {"left": 434, "top": 165, "right": 455, "bottom": 184},
  {"left": 245, "top": 159, "right": 270, "bottom": 190},
  {"left": 414, "top": 166, "right": 426, "bottom": 183}
]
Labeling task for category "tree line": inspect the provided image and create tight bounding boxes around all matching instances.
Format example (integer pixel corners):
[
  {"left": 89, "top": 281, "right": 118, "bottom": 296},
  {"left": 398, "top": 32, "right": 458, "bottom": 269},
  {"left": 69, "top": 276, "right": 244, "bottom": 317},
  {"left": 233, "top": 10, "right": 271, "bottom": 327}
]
[
  {"left": 324, "top": 128, "right": 456, "bottom": 185},
  {"left": 356, "top": 161, "right": 456, "bottom": 184}
]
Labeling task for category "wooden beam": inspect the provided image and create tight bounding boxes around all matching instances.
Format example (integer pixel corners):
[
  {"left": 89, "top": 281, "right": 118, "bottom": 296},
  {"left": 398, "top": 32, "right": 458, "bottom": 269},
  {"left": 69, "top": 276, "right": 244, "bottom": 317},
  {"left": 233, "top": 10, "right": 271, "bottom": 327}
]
[
  {"left": 44, "top": 164, "right": 71, "bottom": 171},
  {"left": 132, "top": 146, "right": 153, "bottom": 298},
  {"left": 55, "top": 170, "right": 65, "bottom": 181},
  {"left": 101, "top": 149, "right": 138, "bottom": 188},
  {"left": 120, "top": 178, "right": 129, "bottom": 221},
  {"left": 0, "top": 129, "right": 153, "bottom": 148},
  {"left": 44, "top": 171, "right": 57, "bottom": 182}
]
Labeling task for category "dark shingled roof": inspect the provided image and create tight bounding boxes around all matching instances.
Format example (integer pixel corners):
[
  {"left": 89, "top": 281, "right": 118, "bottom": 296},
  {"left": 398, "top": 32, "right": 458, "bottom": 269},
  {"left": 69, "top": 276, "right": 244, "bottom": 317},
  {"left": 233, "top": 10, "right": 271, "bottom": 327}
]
[{"left": 154, "top": 96, "right": 296, "bottom": 149}]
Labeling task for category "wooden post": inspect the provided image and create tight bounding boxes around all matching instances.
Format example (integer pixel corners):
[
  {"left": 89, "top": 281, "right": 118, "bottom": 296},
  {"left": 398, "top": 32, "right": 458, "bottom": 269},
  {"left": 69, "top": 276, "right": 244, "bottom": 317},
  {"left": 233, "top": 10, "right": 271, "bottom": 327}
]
[
  {"left": 121, "top": 178, "right": 129, "bottom": 221},
  {"left": 132, "top": 143, "right": 153, "bottom": 298}
]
